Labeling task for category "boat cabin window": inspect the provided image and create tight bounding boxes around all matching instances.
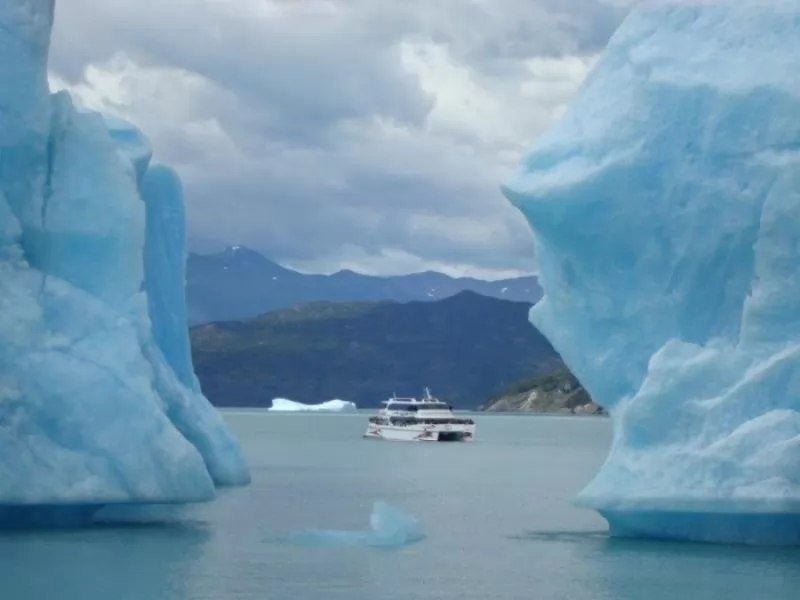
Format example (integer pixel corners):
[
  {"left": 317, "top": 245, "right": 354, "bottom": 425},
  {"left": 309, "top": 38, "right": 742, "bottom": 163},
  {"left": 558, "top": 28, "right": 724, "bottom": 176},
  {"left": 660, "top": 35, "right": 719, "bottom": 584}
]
[
  {"left": 386, "top": 402, "right": 416, "bottom": 412},
  {"left": 386, "top": 402, "right": 451, "bottom": 411}
]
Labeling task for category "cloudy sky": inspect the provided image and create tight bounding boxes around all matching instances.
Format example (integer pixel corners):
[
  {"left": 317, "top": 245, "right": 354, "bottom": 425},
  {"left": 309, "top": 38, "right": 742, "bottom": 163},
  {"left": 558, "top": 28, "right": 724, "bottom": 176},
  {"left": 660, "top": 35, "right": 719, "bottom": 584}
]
[{"left": 49, "top": 0, "right": 637, "bottom": 279}]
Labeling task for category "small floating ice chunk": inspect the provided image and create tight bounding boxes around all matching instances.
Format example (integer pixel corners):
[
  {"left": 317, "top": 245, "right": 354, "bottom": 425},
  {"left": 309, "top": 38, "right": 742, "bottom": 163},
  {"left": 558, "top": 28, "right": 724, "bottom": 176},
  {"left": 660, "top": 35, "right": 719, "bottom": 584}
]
[{"left": 285, "top": 502, "right": 424, "bottom": 548}]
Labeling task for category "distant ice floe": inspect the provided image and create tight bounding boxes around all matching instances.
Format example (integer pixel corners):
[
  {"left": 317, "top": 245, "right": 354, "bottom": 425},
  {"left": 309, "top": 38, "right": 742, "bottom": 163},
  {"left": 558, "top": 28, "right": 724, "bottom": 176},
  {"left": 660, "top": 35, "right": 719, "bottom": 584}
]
[{"left": 268, "top": 398, "right": 358, "bottom": 412}]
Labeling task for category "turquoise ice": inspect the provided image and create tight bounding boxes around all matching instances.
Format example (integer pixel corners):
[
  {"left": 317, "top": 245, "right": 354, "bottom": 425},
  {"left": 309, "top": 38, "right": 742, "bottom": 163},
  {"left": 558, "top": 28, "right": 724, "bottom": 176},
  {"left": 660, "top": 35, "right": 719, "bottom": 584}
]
[
  {"left": 503, "top": 0, "right": 800, "bottom": 545},
  {"left": 0, "top": 0, "right": 249, "bottom": 526},
  {"left": 284, "top": 502, "right": 425, "bottom": 548}
]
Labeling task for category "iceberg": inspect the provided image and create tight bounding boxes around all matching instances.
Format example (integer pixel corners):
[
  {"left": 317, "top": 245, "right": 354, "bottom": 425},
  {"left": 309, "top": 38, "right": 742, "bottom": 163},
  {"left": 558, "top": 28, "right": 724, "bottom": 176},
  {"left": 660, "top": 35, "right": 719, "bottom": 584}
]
[
  {"left": 0, "top": 0, "right": 249, "bottom": 526},
  {"left": 268, "top": 398, "right": 358, "bottom": 412},
  {"left": 503, "top": 0, "right": 800, "bottom": 545},
  {"left": 282, "top": 501, "right": 424, "bottom": 548}
]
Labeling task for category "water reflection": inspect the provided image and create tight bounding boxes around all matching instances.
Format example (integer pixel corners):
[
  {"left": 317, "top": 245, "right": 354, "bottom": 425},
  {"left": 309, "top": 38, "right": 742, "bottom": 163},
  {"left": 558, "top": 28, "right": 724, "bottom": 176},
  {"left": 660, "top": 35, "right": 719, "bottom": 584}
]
[
  {"left": 512, "top": 528, "right": 800, "bottom": 600},
  {"left": 0, "top": 509, "right": 210, "bottom": 600}
]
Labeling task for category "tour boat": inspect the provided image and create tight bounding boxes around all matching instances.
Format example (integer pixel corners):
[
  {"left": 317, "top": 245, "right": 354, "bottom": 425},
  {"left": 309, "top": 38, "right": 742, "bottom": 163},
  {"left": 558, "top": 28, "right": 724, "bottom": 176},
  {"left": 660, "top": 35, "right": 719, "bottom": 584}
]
[{"left": 363, "top": 388, "right": 476, "bottom": 442}]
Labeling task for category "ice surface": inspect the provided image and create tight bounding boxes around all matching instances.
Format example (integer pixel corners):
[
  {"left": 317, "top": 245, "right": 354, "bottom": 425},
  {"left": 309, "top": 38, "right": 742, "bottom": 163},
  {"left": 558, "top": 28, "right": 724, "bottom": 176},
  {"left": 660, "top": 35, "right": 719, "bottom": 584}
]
[
  {"left": 284, "top": 502, "right": 424, "bottom": 547},
  {"left": 269, "top": 398, "right": 358, "bottom": 412},
  {"left": 0, "top": 0, "right": 249, "bottom": 523},
  {"left": 503, "top": 0, "right": 800, "bottom": 545}
]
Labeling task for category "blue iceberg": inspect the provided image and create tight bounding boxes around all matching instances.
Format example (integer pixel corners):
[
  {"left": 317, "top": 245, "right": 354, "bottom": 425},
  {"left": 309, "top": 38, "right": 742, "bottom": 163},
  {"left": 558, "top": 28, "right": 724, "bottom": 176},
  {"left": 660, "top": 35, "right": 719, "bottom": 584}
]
[
  {"left": 0, "top": 0, "right": 249, "bottom": 525},
  {"left": 284, "top": 502, "right": 425, "bottom": 548},
  {"left": 503, "top": 0, "right": 800, "bottom": 545}
]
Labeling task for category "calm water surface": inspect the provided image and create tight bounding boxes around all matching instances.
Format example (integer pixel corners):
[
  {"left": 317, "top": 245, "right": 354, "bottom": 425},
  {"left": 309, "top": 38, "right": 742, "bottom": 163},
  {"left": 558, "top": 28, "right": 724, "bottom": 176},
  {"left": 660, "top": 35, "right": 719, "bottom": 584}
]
[{"left": 3, "top": 412, "right": 799, "bottom": 600}]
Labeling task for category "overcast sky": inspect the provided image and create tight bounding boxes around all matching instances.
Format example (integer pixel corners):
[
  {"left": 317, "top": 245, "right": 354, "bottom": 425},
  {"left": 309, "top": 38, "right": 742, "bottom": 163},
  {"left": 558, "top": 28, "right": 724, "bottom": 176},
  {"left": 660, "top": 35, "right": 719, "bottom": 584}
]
[{"left": 49, "top": 0, "right": 637, "bottom": 279}]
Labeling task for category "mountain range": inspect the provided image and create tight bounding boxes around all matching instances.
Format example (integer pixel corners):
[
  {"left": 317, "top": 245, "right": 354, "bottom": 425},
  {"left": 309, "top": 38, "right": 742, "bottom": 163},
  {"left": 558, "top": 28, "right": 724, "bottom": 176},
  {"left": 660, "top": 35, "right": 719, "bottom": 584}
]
[
  {"left": 186, "top": 246, "right": 542, "bottom": 324},
  {"left": 190, "top": 291, "right": 562, "bottom": 409}
]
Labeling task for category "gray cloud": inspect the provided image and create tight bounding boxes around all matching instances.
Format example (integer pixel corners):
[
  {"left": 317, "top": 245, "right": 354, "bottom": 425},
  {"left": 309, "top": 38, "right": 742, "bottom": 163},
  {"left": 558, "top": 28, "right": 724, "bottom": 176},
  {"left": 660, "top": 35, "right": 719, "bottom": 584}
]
[{"left": 50, "top": 0, "right": 635, "bottom": 278}]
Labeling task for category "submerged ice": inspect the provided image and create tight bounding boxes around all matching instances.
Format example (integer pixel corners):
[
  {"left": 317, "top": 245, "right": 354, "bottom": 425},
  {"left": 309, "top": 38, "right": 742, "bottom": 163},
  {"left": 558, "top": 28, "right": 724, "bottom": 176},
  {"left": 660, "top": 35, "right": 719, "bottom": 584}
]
[
  {"left": 503, "top": 0, "right": 800, "bottom": 545},
  {"left": 0, "top": 0, "right": 249, "bottom": 518}
]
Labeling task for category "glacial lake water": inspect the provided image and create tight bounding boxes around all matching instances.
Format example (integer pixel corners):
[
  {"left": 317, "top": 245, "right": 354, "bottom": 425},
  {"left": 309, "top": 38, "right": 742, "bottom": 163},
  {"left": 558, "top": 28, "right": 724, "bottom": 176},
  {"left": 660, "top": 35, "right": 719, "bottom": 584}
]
[{"left": 2, "top": 411, "right": 799, "bottom": 600}]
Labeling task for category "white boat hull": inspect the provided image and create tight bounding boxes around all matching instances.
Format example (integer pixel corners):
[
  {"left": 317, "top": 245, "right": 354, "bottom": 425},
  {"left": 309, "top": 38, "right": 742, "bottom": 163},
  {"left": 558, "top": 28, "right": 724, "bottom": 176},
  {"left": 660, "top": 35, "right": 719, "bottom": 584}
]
[{"left": 363, "top": 422, "right": 475, "bottom": 442}]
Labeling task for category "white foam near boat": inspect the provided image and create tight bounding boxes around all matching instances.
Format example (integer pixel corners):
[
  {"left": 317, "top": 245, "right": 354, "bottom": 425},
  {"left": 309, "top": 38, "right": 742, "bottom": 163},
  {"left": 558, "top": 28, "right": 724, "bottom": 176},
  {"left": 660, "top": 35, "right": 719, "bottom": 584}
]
[{"left": 363, "top": 388, "right": 476, "bottom": 442}]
